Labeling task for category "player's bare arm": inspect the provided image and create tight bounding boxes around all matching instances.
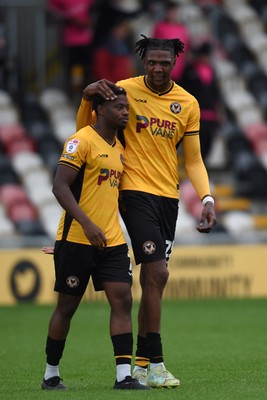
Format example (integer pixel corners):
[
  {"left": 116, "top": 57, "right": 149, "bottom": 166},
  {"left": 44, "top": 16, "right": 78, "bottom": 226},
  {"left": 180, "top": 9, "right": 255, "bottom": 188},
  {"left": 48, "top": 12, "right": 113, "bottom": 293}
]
[{"left": 53, "top": 165, "right": 107, "bottom": 248}]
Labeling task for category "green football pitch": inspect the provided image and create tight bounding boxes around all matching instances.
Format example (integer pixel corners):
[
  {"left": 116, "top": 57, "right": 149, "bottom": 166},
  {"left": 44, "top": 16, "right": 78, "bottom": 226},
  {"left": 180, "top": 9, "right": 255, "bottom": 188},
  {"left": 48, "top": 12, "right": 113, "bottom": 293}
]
[{"left": 0, "top": 299, "right": 266, "bottom": 400}]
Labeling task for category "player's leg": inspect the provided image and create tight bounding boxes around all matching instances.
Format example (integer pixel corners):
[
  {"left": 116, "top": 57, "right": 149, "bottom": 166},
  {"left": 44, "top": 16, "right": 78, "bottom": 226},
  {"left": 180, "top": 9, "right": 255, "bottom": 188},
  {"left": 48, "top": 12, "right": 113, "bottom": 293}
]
[
  {"left": 145, "top": 196, "right": 180, "bottom": 388},
  {"left": 42, "top": 241, "right": 92, "bottom": 390},
  {"left": 104, "top": 281, "right": 132, "bottom": 336},
  {"left": 97, "top": 243, "right": 150, "bottom": 390},
  {"left": 120, "top": 191, "right": 180, "bottom": 387},
  {"left": 104, "top": 280, "right": 133, "bottom": 382},
  {"left": 137, "top": 261, "right": 180, "bottom": 388},
  {"left": 42, "top": 293, "right": 82, "bottom": 390},
  {"left": 120, "top": 192, "right": 167, "bottom": 378},
  {"left": 104, "top": 281, "right": 150, "bottom": 390},
  {"left": 136, "top": 259, "right": 170, "bottom": 383}
]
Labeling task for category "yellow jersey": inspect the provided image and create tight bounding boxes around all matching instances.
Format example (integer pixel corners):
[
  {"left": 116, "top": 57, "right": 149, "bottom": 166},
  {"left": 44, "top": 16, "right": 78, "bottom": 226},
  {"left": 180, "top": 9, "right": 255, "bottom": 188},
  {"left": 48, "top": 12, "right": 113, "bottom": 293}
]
[
  {"left": 56, "top": 126, "right": 126, "bottom": 246},
  {"left": 77, "top": 76, "right": 211, "bottom": 200}
]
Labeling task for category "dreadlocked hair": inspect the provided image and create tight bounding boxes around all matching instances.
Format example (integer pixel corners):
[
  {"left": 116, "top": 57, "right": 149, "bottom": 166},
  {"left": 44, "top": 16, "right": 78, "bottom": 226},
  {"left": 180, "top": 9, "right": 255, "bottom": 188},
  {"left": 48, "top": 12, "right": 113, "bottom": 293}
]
[{"left": 135, "top": 34, "right": 184, "bottom": 60}]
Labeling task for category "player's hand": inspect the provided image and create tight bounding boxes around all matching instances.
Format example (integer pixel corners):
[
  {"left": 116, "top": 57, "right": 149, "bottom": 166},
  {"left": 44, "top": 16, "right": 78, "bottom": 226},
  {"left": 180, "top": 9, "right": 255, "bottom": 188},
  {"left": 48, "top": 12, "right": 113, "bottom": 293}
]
[
  {"left": 196, "top": 203, "right": 217, "bottom": 233},
  {"left": 83, "top": 221, "right": 107, "bottom": 249},
  {"left": 42, "top": 246, "right": 54, "bottom": 255},
  {"left": 82, "top": 79, "right": 123, "bottom": 101}
]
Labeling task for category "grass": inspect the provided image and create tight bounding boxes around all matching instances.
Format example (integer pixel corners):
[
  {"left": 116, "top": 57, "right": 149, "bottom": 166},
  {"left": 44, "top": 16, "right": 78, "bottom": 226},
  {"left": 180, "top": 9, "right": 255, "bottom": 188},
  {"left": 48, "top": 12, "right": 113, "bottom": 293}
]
[{"left": 0, "top": 299, "right": 266, "bottom": 400}]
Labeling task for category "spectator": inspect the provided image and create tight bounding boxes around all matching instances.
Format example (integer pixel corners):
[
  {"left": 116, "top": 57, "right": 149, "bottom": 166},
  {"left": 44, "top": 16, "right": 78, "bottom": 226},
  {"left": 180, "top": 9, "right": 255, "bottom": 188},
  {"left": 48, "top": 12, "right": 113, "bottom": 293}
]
[
  {"left": 47, "top": 0, "right": 96, "bottom": 95},
  {"left": 92, "top": 20, "right": 135, "bottom": 82},
  {"left": 152, "top": 1, "right": 190, "bottom": 83},
  {"left": 180, "top": 40, "right": 224, "bottom": 162},
  {"left": 92, "top": 0, "right": 142, "bottom": 49}
]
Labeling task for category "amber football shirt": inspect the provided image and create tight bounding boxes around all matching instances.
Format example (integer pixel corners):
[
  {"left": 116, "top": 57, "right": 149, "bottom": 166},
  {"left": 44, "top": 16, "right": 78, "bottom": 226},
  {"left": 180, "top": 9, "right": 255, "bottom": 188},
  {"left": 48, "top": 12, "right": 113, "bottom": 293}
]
[
  {"left": 77, "top": 76, "right": 211, "bottom": 200},
  {"left": 56, "top": 126, "right": 126, "bottom": 246}
]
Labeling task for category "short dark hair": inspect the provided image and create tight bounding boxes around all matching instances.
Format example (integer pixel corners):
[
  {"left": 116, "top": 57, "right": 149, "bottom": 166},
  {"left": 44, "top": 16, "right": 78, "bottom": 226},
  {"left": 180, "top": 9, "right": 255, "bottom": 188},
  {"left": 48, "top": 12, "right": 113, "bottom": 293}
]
[
  {"left": 92, "top": 86, "right": 127, "bottom": 113},
  {"left": 135, "top": 34, "right": 184, "bottom": 60}
]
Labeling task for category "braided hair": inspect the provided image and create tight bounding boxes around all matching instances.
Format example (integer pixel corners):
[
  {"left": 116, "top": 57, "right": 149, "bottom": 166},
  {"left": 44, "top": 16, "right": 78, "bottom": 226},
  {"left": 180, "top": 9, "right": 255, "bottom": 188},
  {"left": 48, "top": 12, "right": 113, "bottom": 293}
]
[{"left": 135, "top": 34, "right": 184, "bottom": 60}]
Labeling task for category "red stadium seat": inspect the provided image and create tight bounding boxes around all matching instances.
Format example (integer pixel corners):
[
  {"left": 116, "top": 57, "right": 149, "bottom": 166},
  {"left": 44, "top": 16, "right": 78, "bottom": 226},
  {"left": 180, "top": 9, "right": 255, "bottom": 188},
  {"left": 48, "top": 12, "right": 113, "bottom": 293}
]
[
  {"left": 8, "top": 201, "right": 38, "bottom": 223},
  {"left": 244, "top": 122, "right": 267, "bottom": 156},
  {"left": 0, "top": 124, "right": 27, "bottom": 147},
  {"left": 6, "top": 137, "right": 36, "bottom": 156},
  {"left": 0, "top": 183, "right": 28, "bottom": 211}
]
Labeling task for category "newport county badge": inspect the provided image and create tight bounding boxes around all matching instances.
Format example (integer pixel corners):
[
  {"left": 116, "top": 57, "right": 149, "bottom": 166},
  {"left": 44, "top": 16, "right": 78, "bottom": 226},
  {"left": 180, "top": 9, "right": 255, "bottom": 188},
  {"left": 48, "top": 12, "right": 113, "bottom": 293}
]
[
  {"left": 170, "top": 102, "right": 181, "bottom": 114},
  {"left": 66, "top": 276, "right": 80, "bottom": 288},
  {"left": 143, "top": 241, "right": 156, "bottom": 255}
]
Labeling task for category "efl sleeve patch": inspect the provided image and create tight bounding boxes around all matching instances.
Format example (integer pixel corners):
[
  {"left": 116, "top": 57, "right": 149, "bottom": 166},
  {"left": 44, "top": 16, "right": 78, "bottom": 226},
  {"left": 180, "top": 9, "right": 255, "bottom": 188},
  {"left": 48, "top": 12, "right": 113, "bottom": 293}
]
[{"left": 66, "top": 139, "right": 80, "bottom": 154}]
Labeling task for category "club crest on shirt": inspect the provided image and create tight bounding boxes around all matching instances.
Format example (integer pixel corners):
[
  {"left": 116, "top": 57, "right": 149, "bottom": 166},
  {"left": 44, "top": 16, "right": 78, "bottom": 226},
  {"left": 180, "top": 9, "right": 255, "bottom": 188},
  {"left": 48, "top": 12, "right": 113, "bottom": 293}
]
[
  {"left": 170, "top": 102, "right": 181, "bottom": 114},
  {"left": 66, "top": 139, "right": 80, "bottom": 153},
  {"left": 66, "top": 276, "right": 80, "bottom": 288},
  {"left": 142, "top": 241, "right": 156, "bottom": 255}
]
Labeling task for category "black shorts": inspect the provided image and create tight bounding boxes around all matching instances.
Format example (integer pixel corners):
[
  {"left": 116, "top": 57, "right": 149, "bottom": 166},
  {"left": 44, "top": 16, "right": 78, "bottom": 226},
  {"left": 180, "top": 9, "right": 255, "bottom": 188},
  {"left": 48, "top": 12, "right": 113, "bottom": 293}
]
[
  {"left": 119, "top": 190, "right": 179, "bottom": 265},
  {"left": 53, "top": 241, "right": 132, "bottom": 296}
]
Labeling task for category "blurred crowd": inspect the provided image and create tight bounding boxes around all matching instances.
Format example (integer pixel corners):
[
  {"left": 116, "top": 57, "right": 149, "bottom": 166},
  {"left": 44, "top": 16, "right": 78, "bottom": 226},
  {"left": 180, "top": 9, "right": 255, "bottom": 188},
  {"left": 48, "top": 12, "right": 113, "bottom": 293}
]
[
  {"left": 46, "top": 1, "right": 187, "bottom": 91},
  {"left": 45, "top": 0, "right": 219, "bottom": 85},
  {"left": 45, "top": 0, "right": 224, "bottom": 162}
]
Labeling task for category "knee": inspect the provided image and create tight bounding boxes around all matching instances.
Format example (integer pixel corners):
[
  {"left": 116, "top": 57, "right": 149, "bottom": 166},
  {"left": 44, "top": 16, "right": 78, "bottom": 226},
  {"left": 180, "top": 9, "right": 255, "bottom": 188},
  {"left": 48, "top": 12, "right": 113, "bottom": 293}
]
[
  {"left": 142, "top": 264, "right": 169, "bottom": 289},
  {"left": 156, "top": 267, "right": 169, "bottom": 287},
  {"left": 113, "top": 300, "right": 132, "bottom": 318},
  {"left": 59, "top": 303, "right": 77, "bottom": 320},
  {"left": 109, "top": 287, "right": 132, "bottom": 314},
  {"left": 120, "top": 289, "right": 132, "bottom": 311},
  {"left": 123, "top": 292, "right": 132, "bottom": 314}
]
